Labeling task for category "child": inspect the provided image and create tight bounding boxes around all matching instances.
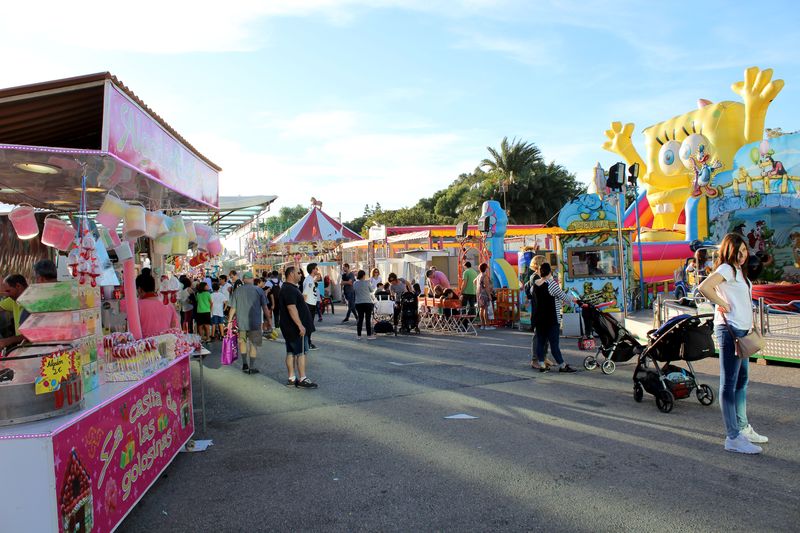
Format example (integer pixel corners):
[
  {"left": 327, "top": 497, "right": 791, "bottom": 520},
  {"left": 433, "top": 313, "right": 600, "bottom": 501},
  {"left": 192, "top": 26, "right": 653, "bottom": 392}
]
[
  {"left": 195, "top": 282, "right": 212, "bottom": 343},
  {"left": 210, "top": 282, "right": 227, "bottom": 341}
]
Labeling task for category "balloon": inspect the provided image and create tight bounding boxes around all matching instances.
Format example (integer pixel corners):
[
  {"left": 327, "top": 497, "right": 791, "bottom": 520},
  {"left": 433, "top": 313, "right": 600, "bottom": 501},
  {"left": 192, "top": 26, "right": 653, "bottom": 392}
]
[{"left": 750, "top": 147, "right": 760, "bottom": 164}]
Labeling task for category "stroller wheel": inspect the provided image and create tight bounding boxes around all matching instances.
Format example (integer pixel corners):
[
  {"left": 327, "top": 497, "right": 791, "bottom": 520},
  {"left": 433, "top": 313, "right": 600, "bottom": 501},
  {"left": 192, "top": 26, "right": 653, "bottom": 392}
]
[
  {"left": 601, "top": 360, "right": 616, "bottom": 375},
  {"left": 655, "top": 390, "right": 675, "bottom": 413},
  {"left": 696, "top": 384, "right": 715, "bottom": 406},
  {"left": 583, "top": 356, "right": 597, "bottom": 371},
  {"left": 633, "top": 383, "right": 644, "bottom": 403}
]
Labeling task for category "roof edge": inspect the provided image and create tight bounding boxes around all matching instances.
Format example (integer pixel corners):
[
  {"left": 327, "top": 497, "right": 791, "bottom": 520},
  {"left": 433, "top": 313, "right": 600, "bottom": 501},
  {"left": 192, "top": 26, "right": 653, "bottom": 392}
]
[{"left": 0, "top": 72, "right": 222, "bottom": 172}]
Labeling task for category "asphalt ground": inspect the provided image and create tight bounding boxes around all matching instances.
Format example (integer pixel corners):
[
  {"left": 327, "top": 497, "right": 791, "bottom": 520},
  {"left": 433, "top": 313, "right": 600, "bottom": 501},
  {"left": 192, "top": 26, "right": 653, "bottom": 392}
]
[{"left": 119, "top": 317, "right": 800, "bottom": 532}]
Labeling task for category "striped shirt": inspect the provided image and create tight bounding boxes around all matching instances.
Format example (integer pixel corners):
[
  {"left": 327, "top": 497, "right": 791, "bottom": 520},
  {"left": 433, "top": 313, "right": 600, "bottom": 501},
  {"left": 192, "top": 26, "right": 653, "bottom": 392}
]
[{"left": 536, "top": 277, "right": 575, "bottom": 325}]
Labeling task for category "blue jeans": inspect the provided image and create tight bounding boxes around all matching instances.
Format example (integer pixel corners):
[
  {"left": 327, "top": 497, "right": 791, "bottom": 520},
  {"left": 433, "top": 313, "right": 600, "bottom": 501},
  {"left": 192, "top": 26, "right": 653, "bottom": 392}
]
[
  {"left": 536, "top": 324, "right": 564, "bottom": 365},
  {"left": 344, "top": 293, "right": 356, "bottom": 320},
  {"left": 715, "top": 325, "right": 750, "bottom": 439}
]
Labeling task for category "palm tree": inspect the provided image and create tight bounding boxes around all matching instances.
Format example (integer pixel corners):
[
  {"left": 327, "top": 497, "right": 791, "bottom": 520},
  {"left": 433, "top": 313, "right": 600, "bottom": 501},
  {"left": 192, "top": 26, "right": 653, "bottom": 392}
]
[{"left": 480, "top": 137, "right": 543, "bottom": 179}]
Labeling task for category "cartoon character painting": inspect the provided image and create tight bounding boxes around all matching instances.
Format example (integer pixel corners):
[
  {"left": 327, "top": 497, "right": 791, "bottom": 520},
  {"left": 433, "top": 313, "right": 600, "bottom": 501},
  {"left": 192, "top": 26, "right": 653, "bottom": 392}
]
[{"left": 689, "top": 144, "right": 723, "bottom": 197}]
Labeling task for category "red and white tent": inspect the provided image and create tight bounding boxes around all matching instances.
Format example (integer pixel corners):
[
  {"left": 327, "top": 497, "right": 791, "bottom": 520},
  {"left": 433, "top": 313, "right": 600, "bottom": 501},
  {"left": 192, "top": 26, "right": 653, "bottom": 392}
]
[{"left": 272, "top": 206, "right": 361, "bottom": 244}]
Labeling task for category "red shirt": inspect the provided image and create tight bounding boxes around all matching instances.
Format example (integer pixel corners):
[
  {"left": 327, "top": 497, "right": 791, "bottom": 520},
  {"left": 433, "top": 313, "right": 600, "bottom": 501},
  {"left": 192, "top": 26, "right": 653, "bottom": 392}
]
[{"left": 138, "top": 296, "right": 179, "bottom": 337}]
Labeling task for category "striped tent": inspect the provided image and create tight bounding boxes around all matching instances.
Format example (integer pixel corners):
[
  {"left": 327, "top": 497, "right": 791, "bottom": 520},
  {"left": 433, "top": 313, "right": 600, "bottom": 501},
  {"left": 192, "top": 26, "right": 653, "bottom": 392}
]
[{"left": 272, "top": 206, "right": 361, "bottom": 244}]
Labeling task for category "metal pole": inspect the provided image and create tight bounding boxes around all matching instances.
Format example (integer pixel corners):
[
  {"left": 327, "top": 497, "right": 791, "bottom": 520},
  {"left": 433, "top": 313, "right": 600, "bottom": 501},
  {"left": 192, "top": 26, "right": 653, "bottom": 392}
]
[
  {"left": 632, "top": 184, "right": 646, "bottom": 309},
  {"left": 614, "top": 190, "right": 628, "bottom": 321}
]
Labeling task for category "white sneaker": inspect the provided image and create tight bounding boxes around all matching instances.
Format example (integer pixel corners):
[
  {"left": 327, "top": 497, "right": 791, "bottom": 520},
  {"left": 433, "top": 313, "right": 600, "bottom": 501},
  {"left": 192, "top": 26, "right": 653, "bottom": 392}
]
[
  {"left": 724, "top": 434, "right": 762, "bottom": 454},
  {"left": 740, "top": 424, "right": 768, "bottom": 444}
]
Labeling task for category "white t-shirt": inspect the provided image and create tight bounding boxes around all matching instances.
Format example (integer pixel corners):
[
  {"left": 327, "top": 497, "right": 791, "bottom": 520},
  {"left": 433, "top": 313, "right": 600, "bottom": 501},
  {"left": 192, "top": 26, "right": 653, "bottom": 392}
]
[
  {"left": 712, "top": 263, "right": 753, "bottom": 330},
  {"left": 369, "top": 276, "right": 382, "bottom": 291},
  {"left": 302, "top": 276, "right": 318, "bottom": 305},
  {"left": 211, "top": 291, "right": 228, "bottom": 317}
]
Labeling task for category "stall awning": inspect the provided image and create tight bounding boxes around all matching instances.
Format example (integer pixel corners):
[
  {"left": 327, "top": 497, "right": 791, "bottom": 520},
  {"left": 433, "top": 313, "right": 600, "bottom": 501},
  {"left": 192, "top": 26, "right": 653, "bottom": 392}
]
[
  {"left": 181, "top": 195, "right": 277, "bottom": 238},
  {"left": 0, "top": 72, "right": 220, "bottom": 210},
  {"left": 387, "top": 230, "right": 430, "bottom": 243}
]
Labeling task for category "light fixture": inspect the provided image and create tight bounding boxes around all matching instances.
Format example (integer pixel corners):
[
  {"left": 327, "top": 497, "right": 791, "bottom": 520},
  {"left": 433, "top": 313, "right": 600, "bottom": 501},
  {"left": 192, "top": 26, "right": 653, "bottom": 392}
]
[
  {"left": 50, "top": 200, "right": 75, "bottom": 206},
  {"left": 13, "top": 162, "right": 61, "bottom": 175},
  {"left": 0, "top": 188, "right": 19, "bottom": 193},
  {"left": 73, "top": 187, "right": 107, "bottom": 193}
]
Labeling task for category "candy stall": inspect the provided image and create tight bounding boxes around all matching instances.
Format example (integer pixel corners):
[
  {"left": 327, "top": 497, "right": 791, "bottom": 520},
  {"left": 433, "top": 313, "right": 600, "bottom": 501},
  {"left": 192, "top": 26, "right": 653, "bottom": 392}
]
[{"left": 0, "top": 73, "right": 220, "bottom": 532}]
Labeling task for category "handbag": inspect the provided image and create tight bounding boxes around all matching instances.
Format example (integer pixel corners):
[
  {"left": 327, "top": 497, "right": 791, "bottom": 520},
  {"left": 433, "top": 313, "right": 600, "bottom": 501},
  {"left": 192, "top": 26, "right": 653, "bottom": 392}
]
[
  {"left": 721, "top": 314, "right": 764, "bottom": 359},
  {"left": 221, "top": 318, "right": 239, "bottom": 365}
]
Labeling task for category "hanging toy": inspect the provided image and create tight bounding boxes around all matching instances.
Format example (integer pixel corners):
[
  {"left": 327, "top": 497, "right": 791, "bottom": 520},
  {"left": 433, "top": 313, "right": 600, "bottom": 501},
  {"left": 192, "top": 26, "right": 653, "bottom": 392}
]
[
  {"left": 67, "top": 248, "right": 81, "bottom": 278},
  {"left": 79, "top": 233, "right": 98, "bottom": 286},
  {"left": 89, "top": 261, "right": 101, "bottom": 288}
]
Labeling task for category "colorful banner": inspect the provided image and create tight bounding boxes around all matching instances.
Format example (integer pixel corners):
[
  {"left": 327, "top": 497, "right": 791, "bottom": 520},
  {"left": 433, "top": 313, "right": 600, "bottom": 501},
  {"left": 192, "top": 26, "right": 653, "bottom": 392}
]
[
  {"left": 104, "top": 84, "right": 219, "bottom": 208},
  {"left": 52, "top": 356, "right": 194, "bottom": 533}
]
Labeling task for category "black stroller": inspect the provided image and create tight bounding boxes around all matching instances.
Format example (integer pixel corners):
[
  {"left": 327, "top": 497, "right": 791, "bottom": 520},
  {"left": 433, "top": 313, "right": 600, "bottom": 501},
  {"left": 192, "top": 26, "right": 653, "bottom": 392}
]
[
  {"left": 398, "top": 291, "right": 420, "bottom": 334},
  {"left": 633, "top": 314, "right": 716, "bottom": 413},
  {"left": 581, "top": 302, "right": 643, "bottom": 375}
]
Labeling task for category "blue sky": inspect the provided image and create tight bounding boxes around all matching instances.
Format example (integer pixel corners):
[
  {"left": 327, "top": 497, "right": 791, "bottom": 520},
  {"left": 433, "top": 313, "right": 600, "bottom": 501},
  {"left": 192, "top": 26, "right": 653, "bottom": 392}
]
[{"left": 3, "top": 0, "right": 800, "bottom": 222}]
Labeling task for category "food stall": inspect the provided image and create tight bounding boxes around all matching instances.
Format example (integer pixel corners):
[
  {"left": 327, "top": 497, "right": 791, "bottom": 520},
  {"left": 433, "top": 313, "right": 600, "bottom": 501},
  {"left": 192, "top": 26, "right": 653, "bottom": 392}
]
[
  {"left": 555, "top": 193, "right": 635, "bottom": 335},
  {"left": 0, "top": 73, "right": 220, "bottom": 532}
]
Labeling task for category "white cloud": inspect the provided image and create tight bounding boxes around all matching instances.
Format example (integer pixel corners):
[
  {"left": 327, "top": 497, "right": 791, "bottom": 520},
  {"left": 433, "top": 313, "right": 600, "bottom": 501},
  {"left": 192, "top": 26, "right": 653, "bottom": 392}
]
[
  {"left": 452, "top": 32, "right": 561, "bottom": 66},
  {"left": 192, "top": 110, "right": 478, "bottom": 221}
]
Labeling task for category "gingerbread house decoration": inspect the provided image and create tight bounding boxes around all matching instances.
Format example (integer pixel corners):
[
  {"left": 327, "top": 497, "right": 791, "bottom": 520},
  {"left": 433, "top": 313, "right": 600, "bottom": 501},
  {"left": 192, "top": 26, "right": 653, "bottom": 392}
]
[{"left": 60, "top": 449, "right": 94, "bottom": 532}]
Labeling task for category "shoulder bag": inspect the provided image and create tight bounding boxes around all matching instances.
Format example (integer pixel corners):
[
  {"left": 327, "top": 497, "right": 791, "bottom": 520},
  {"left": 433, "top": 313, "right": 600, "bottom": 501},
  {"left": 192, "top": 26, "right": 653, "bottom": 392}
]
[{"left": 721, "top": 314, "right": 764, "bottom": 359}]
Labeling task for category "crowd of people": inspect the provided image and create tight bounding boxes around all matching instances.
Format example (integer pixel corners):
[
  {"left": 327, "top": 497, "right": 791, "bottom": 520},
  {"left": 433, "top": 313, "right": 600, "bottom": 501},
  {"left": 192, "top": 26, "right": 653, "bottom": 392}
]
[{"left": 1, "top": 232, "right": 771, "bottom": 454}]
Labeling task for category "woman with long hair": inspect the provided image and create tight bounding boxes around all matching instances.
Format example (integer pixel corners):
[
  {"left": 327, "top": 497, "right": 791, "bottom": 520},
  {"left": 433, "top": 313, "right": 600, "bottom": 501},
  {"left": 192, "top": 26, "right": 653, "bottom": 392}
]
[
  {"left": 476, "top": 263, "right": 495, "bottom": 330},
  {"left": 698, "top": 233, "right": 767, "bottom": 454},
  {"left": 369, "top": 268, "right": 383, "bottom": 291}
]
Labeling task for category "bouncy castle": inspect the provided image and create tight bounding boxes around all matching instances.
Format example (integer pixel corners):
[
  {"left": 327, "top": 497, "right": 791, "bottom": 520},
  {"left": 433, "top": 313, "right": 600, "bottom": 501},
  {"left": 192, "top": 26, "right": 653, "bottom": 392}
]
[{"left": 603, "top": 66, "right": 800, "bottom": 287}]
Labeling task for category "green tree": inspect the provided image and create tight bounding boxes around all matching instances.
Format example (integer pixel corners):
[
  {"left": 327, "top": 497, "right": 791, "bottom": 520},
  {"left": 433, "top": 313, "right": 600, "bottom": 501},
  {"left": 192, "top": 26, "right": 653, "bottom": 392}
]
[
  {"left": 480, "top": 137, "right": 542, "bottom": 179},
  {"left": 263, "top": 204, "right": 307, "bottom": 236}
]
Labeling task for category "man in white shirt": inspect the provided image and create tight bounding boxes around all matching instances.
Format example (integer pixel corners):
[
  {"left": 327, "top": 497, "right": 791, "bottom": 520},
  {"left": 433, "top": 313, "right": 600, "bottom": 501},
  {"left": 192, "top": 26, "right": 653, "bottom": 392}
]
[{"left": 302, "top": 263, "right": 320, "bottom": 350}]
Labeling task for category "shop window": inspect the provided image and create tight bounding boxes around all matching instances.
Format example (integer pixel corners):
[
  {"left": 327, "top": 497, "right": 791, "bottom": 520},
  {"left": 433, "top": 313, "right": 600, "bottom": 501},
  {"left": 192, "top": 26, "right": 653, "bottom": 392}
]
[{"left": 567, "top": 246, "right": 620, "bottom": 278}]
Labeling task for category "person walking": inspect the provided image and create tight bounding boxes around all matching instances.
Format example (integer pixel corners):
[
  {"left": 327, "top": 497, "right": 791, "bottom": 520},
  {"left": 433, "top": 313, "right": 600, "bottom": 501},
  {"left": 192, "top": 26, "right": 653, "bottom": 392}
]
[
  {"left": 459, "top": 261, "right": 478, "bottom": 316},
  {"left": 302, "top": 263, "right": 320, "bottom": 350},
  {"left": 532, "top": 262, "right": 577, "bottom": 373},
  {"left": 194, "top": 281, "right": 212, "bottom": 342},
  {"left": 475, "top": 263, "right": 495, "bottom": 330},
  {"left": 698, "top": 233, "right": 767, "bottom": 454},
  {"left": 279, "top": 266, "right": 318, "bottom": 388},
  {"left": 228, "top": 272, "right": 270, "bottom": 375},
  {"left": 178, "top": 276, "right": 194, "bottom": 333},
  {"left": 353, "top": 270, "right": 376, "bottom": 340},
  {"left": 210, "top": 282, "right": 227, "bottom": 341},
  {"left": 341, "top": 263, "right": 356, "bottom": 322}
]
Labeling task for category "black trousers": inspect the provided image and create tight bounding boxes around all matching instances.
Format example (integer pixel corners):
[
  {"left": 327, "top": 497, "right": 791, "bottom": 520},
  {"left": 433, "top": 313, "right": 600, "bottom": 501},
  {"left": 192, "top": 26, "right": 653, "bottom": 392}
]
[{"left": 356, "top": 303, "right": 374, "bottom": 336}]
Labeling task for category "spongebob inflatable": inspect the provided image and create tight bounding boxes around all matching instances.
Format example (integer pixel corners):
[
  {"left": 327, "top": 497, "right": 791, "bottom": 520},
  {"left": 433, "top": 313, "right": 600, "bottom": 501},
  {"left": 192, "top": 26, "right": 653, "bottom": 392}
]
[{"left": 603, "top": 66, "right": 784, "bottom": 242}]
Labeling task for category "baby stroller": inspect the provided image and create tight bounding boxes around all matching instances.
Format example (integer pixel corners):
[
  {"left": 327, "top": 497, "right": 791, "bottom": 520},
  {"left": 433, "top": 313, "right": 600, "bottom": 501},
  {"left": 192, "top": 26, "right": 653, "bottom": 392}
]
[
  {"left": 581, "top": 301, "right": 643, "bottom": 375},
  {"left": 633, "top": 314, "right": 716, "bottom": 413},
  {"left": 398, "top": 291, "right": 420, "bottom": 334}
]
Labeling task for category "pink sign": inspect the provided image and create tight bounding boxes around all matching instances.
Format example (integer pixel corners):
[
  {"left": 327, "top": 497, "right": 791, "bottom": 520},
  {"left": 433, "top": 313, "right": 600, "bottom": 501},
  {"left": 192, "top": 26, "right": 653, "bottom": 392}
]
[
  {"left": 105, "top": 84, "right": 219, "bottom": 207},
  {"left": 52, "top": 357, "right": 194, "bottom": 532}
]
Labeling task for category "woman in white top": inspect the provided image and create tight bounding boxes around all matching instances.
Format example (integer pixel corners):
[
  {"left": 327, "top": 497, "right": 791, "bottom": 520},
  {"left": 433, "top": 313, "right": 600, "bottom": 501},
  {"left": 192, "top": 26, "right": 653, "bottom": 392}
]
[
  {"left": 698, "top": 233, "right": 767, "bottom": 454},
  {"left": 368, "top": 268, "right": 382, "bottom": 291}
]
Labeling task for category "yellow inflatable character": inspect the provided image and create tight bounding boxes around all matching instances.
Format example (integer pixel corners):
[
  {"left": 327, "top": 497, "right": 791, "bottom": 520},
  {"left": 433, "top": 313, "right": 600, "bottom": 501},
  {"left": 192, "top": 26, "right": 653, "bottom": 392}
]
[{"left": 603, "top": 67, "right": 784, "bottom": 241}]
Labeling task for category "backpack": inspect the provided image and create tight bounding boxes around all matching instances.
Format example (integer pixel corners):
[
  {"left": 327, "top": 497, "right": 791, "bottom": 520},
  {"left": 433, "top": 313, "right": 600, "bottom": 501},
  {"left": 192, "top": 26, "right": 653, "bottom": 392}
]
[
  {"left": 270, "top": 282, "right": 281, "bottom": 304},
  {"left": 374, "top": 320, "right": 394, "bottom": 334}
]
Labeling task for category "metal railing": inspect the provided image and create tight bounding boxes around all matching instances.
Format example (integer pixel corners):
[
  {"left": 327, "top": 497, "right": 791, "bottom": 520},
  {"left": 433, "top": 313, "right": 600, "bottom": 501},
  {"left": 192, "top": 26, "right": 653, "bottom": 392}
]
[{"left": 654, "top": 294, "right": 800, "bottom": 363}]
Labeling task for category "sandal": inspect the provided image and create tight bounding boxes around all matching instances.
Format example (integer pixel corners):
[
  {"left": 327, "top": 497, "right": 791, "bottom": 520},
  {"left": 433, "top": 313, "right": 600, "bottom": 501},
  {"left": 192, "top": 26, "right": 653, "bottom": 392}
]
[{"left": 530, "top": 360, "right": 543, "bottom": 370}]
